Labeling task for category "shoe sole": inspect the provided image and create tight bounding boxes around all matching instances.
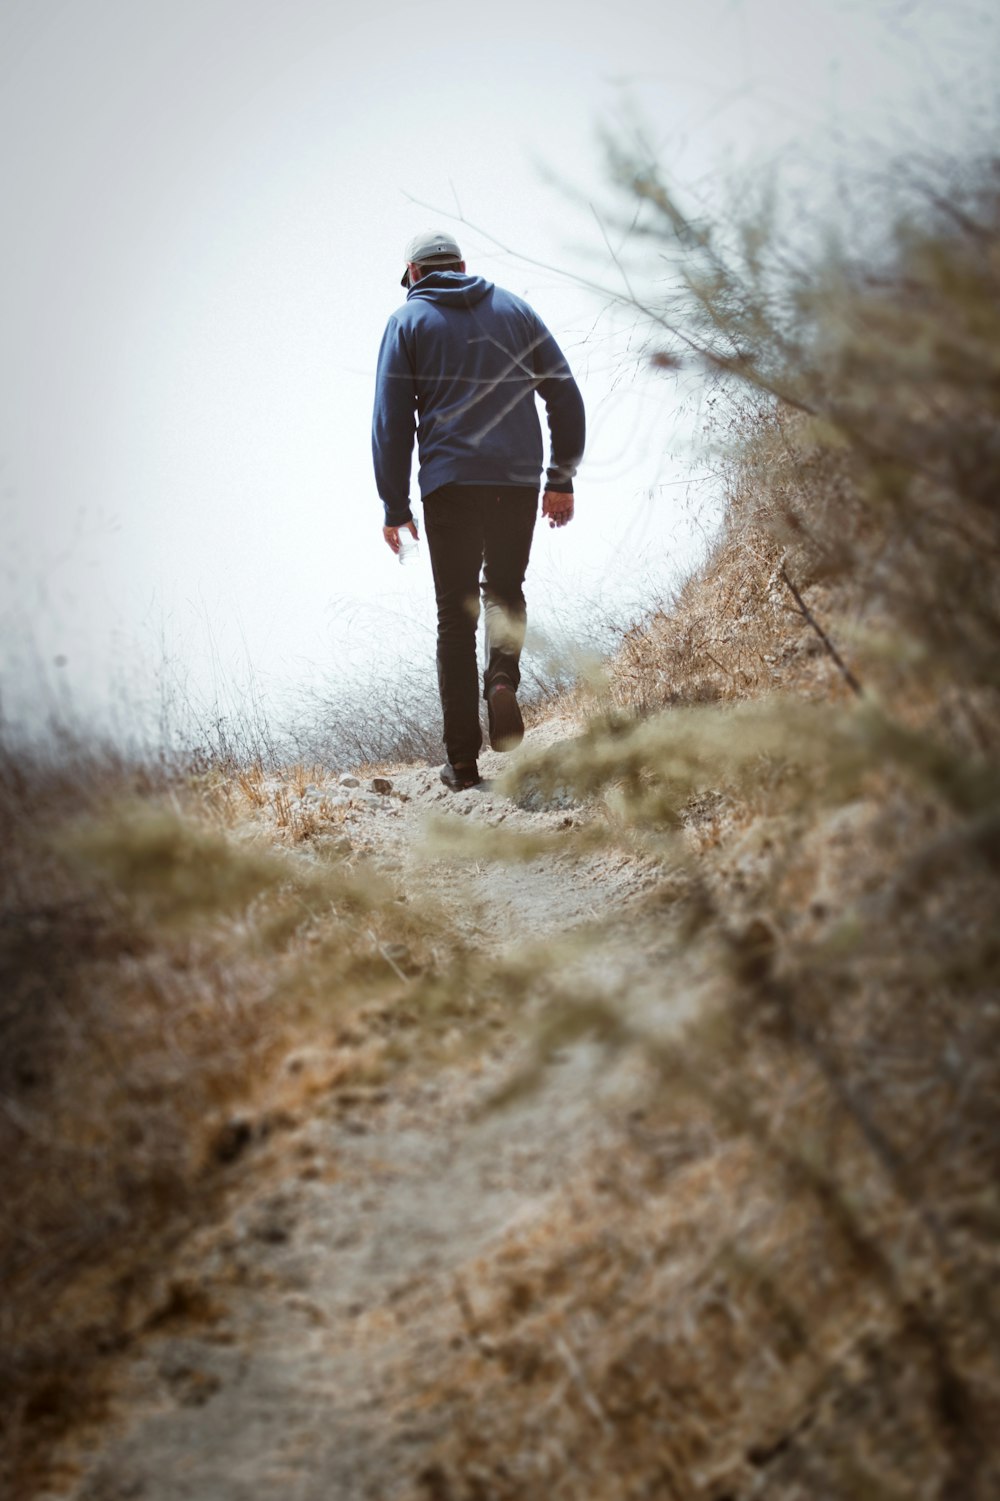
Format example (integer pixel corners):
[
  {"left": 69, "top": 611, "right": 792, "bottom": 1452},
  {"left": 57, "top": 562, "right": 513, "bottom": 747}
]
[{"left": 488, "top": 685, "right": 524, "bottom": 753}]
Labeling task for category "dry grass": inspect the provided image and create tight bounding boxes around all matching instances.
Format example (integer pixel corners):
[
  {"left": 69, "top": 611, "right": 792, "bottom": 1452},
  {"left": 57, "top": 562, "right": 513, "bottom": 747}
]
[
  {"left": 409, "top": 759, "right": 1000, "bottom": 1498},
  {"left": 0, "top": 738, "right": 561, "bottom": 1494},
  {"left": 0, "top": 747, "right": 457, "bottom": 1491}
]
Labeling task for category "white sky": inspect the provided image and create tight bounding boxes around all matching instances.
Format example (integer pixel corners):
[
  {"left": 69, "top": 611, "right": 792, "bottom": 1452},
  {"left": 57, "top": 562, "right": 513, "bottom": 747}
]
[{"left": 1, "top": 0, "right": 996, "bottom": 745}]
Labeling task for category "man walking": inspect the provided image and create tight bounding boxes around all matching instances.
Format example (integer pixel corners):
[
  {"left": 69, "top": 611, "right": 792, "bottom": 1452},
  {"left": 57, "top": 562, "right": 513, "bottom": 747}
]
[{"left": 372, "top": 230, "right": 585, "bottom": 791}]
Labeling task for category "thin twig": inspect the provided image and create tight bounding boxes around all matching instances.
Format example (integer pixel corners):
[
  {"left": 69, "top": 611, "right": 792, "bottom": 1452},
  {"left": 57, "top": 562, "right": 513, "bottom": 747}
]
[
  {"left": 779, "top": 566, "right": 864, "bottom": 698},
  {"left": 368, "top": 927, "right": 408, "bottom": 983},
  {"left": 555, "top": 1334, "right": 612, "bottom": 1435}
]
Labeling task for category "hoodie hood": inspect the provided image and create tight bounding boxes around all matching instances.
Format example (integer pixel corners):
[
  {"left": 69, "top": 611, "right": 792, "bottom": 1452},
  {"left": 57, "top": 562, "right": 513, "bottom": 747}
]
[{"left": 406, "top": 271, "right": 494, "bottom": 309}]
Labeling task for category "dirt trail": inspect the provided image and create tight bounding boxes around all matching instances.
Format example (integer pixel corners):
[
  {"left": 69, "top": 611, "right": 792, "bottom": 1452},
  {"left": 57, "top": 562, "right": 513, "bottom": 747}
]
[
  {"left": 48, "top": 723, "right": 675, "bottom": 1501},
  {"left": 349, "top": 717, "right": 654, "bottom": 949}
]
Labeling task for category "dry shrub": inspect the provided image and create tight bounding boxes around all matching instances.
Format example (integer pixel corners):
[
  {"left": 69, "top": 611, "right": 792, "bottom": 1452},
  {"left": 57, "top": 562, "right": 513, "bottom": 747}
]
[
  {"left": 405, "top": 157, "right": 1000, "bottom": 1499},
  {"left": 609, "top": 416, "right": 862, "bottom": 713},
  {"left": 607, "top": 152, "right": 1000, "bottom": 742}
]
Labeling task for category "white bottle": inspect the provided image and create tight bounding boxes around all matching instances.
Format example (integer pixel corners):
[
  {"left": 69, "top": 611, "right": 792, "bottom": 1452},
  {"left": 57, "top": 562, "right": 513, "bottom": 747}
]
[{"left": 398, "top": 528, "right": 419, "bottom": 566}]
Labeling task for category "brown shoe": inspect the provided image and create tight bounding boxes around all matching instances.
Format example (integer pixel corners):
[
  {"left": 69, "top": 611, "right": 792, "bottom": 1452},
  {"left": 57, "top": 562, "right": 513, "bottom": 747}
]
[
  {"left": 486, "top": 682, "right": 524, "bottom": 752},
  {"left": 440, "top": 761, "right": 482, "bottom": 792}
]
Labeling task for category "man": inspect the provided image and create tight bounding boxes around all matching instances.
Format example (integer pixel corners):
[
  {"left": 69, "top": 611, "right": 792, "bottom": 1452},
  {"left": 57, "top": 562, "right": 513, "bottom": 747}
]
[{"left": 372, "top": 230, "right": 585, "bottom": 791}]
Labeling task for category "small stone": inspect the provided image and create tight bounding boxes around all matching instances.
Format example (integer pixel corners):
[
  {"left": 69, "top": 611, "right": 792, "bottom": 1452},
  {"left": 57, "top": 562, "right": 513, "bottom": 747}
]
[
  {"left": 163, "top": 1363, "right": 222, "bottom": 1408},
  {"left": 253, "top": 1218, "right": 290, "bottom": 1244},
  {"left": 513, "top": 776, "right": 578, "bottom": 813},
  {"left": 339, "top": 773, "right": 361, "bottom": 789},
  {"left": 211, "top": 1116, "right": 254, "bottom": 1165},
  {"left": 371, "top": 777, "right": 393, "bottom": 795},
  {"left": 283, "top": 1046, "right": 331, "bottom": 1077},
  {"left": 249, "top": 1194, "right": 296, "bottom": 1244}
]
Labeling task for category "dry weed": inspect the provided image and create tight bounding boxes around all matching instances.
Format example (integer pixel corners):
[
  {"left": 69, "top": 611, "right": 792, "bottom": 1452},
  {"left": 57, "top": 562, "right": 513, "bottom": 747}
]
[{"left": 405, "top": 153, "right": 1000, "bottom": 1499}]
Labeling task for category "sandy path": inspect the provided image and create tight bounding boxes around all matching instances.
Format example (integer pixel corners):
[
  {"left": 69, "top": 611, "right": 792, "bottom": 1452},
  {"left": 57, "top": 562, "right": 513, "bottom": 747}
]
[{"left": 50, "top": 727, "right": 668, "bottom": 1501}]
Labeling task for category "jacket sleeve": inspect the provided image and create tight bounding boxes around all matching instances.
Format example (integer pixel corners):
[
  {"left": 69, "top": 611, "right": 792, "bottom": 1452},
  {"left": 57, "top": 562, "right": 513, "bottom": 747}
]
[
  {"left": 532, "top": 320, "right": 585, "bottom": 492},
  {"left": 372, "top": 316, "right": 417, "bottom": 525}
]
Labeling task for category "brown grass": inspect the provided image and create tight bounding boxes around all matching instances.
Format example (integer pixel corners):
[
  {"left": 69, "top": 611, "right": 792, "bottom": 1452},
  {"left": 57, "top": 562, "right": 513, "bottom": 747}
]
[{"left": 0, "top": 752, "right": 453, "bottom": 1491}]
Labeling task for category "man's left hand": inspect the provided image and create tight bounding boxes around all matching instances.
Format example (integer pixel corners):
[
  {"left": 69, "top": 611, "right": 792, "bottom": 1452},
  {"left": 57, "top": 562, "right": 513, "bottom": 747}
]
[{"left": 542, "top": 490, "right": 574, "bottom": 528}]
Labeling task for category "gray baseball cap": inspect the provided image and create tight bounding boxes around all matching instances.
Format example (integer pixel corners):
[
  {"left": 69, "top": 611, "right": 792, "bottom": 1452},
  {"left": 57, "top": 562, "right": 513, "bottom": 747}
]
[{"left": 401, "top": 229, "right": 463, "bottom": 286}]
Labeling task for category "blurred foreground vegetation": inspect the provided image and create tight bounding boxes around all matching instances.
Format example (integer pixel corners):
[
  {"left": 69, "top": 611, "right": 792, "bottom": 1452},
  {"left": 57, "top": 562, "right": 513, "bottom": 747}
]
[{"left": 417, "top": 149, "right": 1000, "bottom": 1499}]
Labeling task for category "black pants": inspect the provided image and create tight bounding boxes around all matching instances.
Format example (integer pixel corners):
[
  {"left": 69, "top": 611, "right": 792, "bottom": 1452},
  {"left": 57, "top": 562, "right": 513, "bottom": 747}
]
[{"left": 422, "top": 483, "right": 538, "bottom": 766}]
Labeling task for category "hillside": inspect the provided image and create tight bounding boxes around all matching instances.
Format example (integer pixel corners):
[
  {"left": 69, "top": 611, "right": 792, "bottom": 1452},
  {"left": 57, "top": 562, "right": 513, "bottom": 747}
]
[{"left": 3, "top": 163, "right": 1000, "bottom": 1499}]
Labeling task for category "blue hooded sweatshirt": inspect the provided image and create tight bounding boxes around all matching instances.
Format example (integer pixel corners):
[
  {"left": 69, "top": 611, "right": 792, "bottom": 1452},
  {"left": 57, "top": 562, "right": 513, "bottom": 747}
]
[{"left": 372, "top": 272, "right": 585, "bottom": 525}]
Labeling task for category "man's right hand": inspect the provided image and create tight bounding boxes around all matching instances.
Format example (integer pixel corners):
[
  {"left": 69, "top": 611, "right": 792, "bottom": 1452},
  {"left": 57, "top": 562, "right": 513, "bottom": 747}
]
[{"left": 542, "top": 490, "right": 574, "bottom": 528}]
